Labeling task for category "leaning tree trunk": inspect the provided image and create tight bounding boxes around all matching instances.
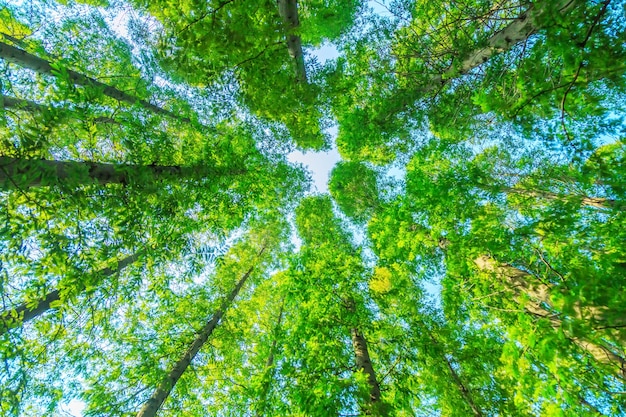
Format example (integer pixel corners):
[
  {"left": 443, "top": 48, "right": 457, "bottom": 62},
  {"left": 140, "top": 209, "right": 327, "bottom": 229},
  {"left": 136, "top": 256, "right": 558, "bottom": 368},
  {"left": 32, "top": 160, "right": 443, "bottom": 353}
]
[
  {"left": 2, "top": 94, "right": 118, "bottom": 124},
  {"left": 343, "top": 297, "right": 384, "bottom": 414},
  {"left": 136, "top": 244, "right": 266, "bottom": 417},
  {"left": 474, "top": 255, "right": 626, "bottom": 378},
  {"left": 0, "top": 156, "right": 240, "bottom": 190},
  {"left": 379, "top": 0, "right": 584, "bottom": 126},
  {"left": 0, "top": 42, "right": 190, "bottom": 123},
  {"left": 276, "top": 0, "right": 307, "bottom": 82},
  {"left": 428, "top": 0, "right": 584, "bottom": 90},
  {"left": 0, "top": 252, "right": 141, "bottom": 335},
  {"left": 351, "top": 327, "right": 383, "bottom": 411},
  {"left": 496, "top": 185, "right": 619, "bottom": 210},
  {"left": 255, "top": 298, "right": 286, "bottom": 417}
]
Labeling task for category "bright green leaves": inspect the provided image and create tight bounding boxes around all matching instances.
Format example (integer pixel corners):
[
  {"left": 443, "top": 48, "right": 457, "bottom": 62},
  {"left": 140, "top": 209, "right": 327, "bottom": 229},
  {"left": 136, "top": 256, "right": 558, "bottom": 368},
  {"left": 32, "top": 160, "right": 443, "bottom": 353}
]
[
  {"left": 298, "top": 0, "right": 361, "bottom": 46},
  {"left": 328, "top": 161, "right": 380, "bottom": 223},
  {"left": 0, "top": 8, "right": 32, "bottom": 40},
  {"left": 134, "top": 0, "right": 361, "bottom": 151},
  {"left": 2, "top": 0, "right": 626, "bottom": 414}
]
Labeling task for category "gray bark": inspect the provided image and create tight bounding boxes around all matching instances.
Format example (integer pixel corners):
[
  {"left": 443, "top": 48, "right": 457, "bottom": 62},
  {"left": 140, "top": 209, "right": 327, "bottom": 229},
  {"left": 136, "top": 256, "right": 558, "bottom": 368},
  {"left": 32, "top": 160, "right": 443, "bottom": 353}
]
[
  {"left": 426, "top": 0, "right": 583, "bottom": 90},
  {"left": 0, "top": 253, "right": 141, "bottom": 334},
  {"left": 0, "top": 156, "right": 235, "bottom": 190},
  {"left": 0, "top": 42, "right": 190, "bottom": 123},
  {"left": 351, "top": 327, "right": 383, "bottom": 411},
  {"left": 499, "top": 185, "right": 619, "bottom": 210},
  {"left": 474, "top": 255, "right": 626, "bottom": 378},
  {"left": 276, "top": 0, "right": 307, "bottom": 82},
  {"left": 343, "top": 297, "right": 384, "bottom": 414}
]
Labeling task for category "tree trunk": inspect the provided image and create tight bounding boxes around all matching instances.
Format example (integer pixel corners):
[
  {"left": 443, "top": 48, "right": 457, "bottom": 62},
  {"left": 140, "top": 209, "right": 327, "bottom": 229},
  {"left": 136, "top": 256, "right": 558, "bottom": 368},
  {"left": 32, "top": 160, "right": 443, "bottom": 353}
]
[
  {"left": 342, "top": 297, "right": 384, "bottom": 414},
  {"left": 2, "top": 94, "right": 118, "bottom": 124},
  {"left": 425, "top": 330, "right": 483, "bottom": 417},
  {"left": 424, "top": 0, "right": 583, "bottom": 90},
  {"left": 276, "top": 0, "right": 307, "bottom": 82},
  {"left": 351, "top": 327, "right": 383, "bottom": 411},
  {"left": 136, "top": 245, "right": 266, "bottom": 417},
  {"left": 497, "top": 185, "right": 618, "bottom": 210},
  {"left": 0, "top": 42, "right": 190, "bottom": 123},
  {"left": 0, "top": 156, "right": 238, "bottom": 190},
  {"left": 0, "top": 252, "right": 141, "bottom": 335},
  {"left": 474, "top": 255, "right": 626, "bottom": 378}
]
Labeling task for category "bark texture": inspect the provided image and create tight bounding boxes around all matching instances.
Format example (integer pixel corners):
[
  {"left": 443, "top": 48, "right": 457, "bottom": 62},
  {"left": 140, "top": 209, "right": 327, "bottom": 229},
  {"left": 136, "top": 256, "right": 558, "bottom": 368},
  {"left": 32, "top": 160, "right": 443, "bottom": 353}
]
[
  {"left": 499, "top": 186, "right": 618, "bottom": 210},
  {"left": 474, "top": 255, "right": 626, "bottom": 378},
  {"left": 0, "top": 253, "right": 141, "bottom": 334},
  {"left": 136, "top": 245, "right": 265, "bottom": 417},
  {"left": 0, "top": 156, "right": 233, "bottom": 190},
  {"left": 276, "top": 0, "right": 307, "bottom": 82},
  {"left": 427, "top": 0, "right": 583, "bottom": 89},
  {"left": 0, "top": 42, "right": 190, "bottom": 123},
  {"left": 351, "top": 327, "right": 383, "bottom": 409}
]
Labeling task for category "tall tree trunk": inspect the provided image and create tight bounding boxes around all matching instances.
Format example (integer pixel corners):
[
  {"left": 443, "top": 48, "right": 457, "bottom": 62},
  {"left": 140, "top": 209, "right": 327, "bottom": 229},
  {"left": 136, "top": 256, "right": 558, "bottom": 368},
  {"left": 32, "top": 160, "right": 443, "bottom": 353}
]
[
  {"left": 425, "top": 329, "right": 484, "bottom": 417},
  {"left": 343, "top": 297, "right": 384, "bottom": 414},
  {"left": 0, "top": 42, "right": 190, "bottom": 123},
  {"left": 428, "top": 0, "right": 583, "bottom": 89},
  {"left": 0, "top": 156, "right": 239, "bottom": 190},
  {"left": 496, "top": 185, "right": 618, "bottom": 210},
  {"left": 351, "top": 327, "right": 382, "bottom": 408},
  {"left": 0, "top": 252, "right": 141, "bottom": 335},
  {"left": 2, "top": 94, "right": 118, "bottom": 124},
  {"left": 474, "top": 255, "right": 626, "bottom": 378},
  {"left": 276, "top": 0, "right": 307, "bottom": 82},
  {"left": 136, "top": 245, "right": 266, "bottom": 417}
]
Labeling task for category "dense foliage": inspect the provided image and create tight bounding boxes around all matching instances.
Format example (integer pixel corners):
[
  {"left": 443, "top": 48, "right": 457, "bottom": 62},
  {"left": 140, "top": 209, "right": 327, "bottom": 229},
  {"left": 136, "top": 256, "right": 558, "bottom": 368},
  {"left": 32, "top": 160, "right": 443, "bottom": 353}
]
[{"left": 1, "top": 0, "right": 625, "bottom": 415}]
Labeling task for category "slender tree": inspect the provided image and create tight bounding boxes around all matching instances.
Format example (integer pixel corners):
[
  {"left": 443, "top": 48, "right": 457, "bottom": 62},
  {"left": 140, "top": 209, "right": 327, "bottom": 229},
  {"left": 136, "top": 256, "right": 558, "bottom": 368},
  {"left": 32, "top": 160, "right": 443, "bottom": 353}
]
[
  {"left": 254, "top": 297, "right": 285, "bottom": 417},
  {"left": 2, "top": 94, "right": 119, "bottom": 124},
  {"left": 136, "top": 246, "right": 265, "bottom": 417},
  {"left": 424, "top": 329, "right": 484, "bottom": 417},
  {"left": 426, "top": 0, "right": 584, "bottom": 90},
  {"left": 276, "top": 0, "right": 306, "bottom": 82},
  {"left": 0, "top": 42, "right": 190, "bottom": 123},
  {"left": 0, "top": 252, "right": 142, "bottom": 334},
  {"left": 351, "top": 327, "right": 383, "bottom": 410}
]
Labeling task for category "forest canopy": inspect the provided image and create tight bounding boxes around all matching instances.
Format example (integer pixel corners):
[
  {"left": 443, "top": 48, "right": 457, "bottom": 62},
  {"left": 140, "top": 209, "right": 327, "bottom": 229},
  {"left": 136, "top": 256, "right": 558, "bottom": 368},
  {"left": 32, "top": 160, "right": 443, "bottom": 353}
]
[{"left": 1, "top": 0, "right": 625, "bottom": 416}]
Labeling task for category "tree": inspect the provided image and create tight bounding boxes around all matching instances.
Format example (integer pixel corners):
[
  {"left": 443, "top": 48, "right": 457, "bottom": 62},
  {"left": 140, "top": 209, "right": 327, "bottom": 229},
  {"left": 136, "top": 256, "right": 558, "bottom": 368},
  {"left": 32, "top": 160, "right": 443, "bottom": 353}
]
[
  {"left": 329, "top": 161, "right": 380, "bottom": 223},
  {"left": 0, "top": 251, "right": 141, "bottom": 334},
  {"left": 136, "top": 250, "right": 262, "bottom": 417},
  {"left": 474, "top": 254, "right": 626, "bottom": 378},
  {"left": 331, "top": 0, "right": 625, "bottom": 162},
  {"left": 0, "top": 42, "right": 190, "bottom": 123},
  {"left": 127, "top": 0, "right": 361, "bottom": 150},
  {"left": 0, "top": 156, "right": 242, "bottom": 190},
  {"left": 286, "top": 196, "right": 388, "bottom": 415}
]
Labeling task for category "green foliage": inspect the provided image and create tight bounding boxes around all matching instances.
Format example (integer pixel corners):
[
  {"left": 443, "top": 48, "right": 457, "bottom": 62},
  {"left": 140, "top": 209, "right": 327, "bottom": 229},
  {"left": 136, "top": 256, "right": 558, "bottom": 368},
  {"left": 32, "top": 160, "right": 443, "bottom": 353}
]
[
  {"left": 2, "top": 0, "right": 626, "bottom": 415},
  {"left": 328, "top": 161, "right": 379, "bottom": 223}
]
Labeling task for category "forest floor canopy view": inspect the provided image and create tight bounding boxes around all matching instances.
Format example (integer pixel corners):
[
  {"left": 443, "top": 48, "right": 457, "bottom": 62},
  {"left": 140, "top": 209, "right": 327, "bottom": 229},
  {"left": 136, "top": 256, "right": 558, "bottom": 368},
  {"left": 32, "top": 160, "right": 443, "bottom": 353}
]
[{"left": 0, "top": 0, "right": 625, "bottom": 415}]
